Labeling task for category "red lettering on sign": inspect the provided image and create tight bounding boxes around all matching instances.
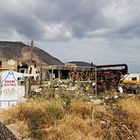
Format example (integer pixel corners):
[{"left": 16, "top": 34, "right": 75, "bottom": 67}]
[
  {"left": 4, "top": 83, "right": 16, "bottom": 86},
  {"left": 5, "top": 80, "right": 16, "bottom": 83}
]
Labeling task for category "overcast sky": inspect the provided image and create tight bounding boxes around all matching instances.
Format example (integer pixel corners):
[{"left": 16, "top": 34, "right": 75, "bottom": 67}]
[{"left": 0, "top": 0, "right": 140, "bottom": 72}]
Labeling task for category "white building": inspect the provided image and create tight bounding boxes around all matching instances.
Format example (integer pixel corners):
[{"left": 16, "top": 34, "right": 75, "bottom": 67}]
[{"left": 124, "top": 73, "right": 140, "bottom": 81}]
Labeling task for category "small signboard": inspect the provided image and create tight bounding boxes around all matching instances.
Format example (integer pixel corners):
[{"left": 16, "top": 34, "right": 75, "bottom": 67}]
[{"left": 0, "top": 70, "right": 25, "bottom": 109}]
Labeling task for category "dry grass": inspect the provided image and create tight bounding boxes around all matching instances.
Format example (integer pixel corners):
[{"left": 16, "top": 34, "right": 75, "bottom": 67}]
[
  {"left": 122, "top": 80, "right": 140, "bottom": 85},
  {"left": 118, "top": 98, "right": 140, "bottom": 138},
  {"left": 44, "top": 114, "right": 101, "bottom": 140},
  {"left": 1, "top": 98, "right": 104, "bottom": 139},
  {"left": 118, "top": 98, "right": 140, "bottom": 115},
  {"left": 1, "top": 99, "right": 64, "bottom": 139},
  {"left": 71, "top": 100, "right": 94, "bottom": 118},
  {"left": 8, "top": 120, "right": 29, "bottom": 139},
  {"left": 1, "top": 92, "right": 140, "bottom": 140}
]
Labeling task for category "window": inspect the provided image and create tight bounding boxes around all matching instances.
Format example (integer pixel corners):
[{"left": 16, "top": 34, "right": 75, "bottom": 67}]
[
  {"left": 20, "top": 70, "right": 24, "bottom": 73},
  {"left": 132, "top": 77, "right": 137, "bottom": 81}
]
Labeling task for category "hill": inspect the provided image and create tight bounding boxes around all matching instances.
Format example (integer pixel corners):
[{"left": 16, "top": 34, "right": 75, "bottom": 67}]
[
  {"left": 68, "top": 61, "right": 91, "bottom": 67},
  {"left": 0, "top": 41, "right": 63, "bottom": 65}
]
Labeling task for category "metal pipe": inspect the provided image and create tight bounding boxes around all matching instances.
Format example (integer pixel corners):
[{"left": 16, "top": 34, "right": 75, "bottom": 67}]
[{"left": 96, "top": 64, "right": 128, "bottom": 73}]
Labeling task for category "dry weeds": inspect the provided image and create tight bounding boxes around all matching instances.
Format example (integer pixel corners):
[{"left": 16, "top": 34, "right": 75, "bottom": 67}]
[{"left": 1, "top": 91, "right": 140, "bottom": 140}]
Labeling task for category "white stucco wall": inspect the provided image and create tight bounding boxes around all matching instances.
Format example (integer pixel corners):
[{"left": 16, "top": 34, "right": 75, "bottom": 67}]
[{"left": 124, "top": 73, "right": 140, "bottom": 81}]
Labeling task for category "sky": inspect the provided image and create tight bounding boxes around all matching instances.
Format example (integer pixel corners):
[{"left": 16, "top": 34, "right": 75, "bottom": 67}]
[{"left": 0, "top": 0, "right": 140, "bottom": 72}]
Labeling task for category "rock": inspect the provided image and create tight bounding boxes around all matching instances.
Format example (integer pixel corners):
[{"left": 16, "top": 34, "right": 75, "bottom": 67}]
[
  {"left": 7, "top": 124, "right": 21, "bottom": 139},
  {"left": 66, "top": 86, "right": 78, "bottom": 91},
  {"left": 0, "top": 122, "right": 19, "bottom": 140},
  {"left": 34, "top": 88, "right": 42, "bottom": 93},
  {"left": 127, "top": 94, "right": 135, "bottom": 97},
  {"left": 92, "top": 82, "right": 96, "bottom": 86},
  {"left": 89, "top": 96, "right": 93, "bottom": 99},
  {"left": 105, "top": 96, "right": 109, "bottom": 100},
  {"left": 114, "top": 95, "right": 119, "bottom": 99},
  {"left": 90, "top": 99, "right": 104, "bottom": 105},
  {"left": 55, "top": 94, "right": 59, "bottom": 99},
  {"left": 59, "top": 84, "right": 68, "bottom": 88},
  {"left": 118, "top": 86, "right": 123, "bottom": 93},
  {"left": 100, "top": 120, "right": 106, "bottom": 125}
]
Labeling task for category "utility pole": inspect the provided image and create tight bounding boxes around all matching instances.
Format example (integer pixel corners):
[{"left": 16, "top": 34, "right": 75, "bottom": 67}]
[
  {"left": 25, "top": 40, "right": 34, "bottom": 98},
  {"left": 31, "top": 40, "right": 34, "bottom": 62},
  {"left": 25, "top": 77, "right": 31, "bottom": 98}
]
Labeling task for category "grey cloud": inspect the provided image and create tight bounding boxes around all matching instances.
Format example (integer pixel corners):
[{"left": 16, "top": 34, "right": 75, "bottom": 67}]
[
  {"left": 14, "top": 0, "right": 108, "bottom": 39},
  {"left": 0, "top": 13, "right": 44, "bottom": 40},
  {"left": 1, "top": 0, "right": 140, "bottom": 40}
]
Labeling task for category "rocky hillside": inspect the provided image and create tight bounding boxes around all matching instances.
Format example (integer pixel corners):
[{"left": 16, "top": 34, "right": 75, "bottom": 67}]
[{"left": 0, "top": 41, "right": 63, "bottom": 65}]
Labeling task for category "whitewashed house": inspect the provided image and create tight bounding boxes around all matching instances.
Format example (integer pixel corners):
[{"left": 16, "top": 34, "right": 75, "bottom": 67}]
[{"left": 124, "top": 73, "right": 140, "bottom": 81}]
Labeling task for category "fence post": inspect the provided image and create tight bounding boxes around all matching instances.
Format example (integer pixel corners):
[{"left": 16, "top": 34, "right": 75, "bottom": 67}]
[{"left": 25, "top": 77, "right": 31, "bottom": 98}]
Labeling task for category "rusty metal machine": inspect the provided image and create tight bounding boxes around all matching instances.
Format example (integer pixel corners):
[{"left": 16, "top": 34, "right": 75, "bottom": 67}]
[
  {"left": 69, "top": 63, "right": 128, "bottom": 93},
  {"left": 96, "top": 64, "right": 128, "bottom": 92}
]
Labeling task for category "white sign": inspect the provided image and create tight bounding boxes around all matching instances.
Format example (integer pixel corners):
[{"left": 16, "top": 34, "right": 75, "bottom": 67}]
[
  {"left": 1, "top": 70, "right": 23, "bottom": 86},
  {"left": 0, "top": 70, "right": 24, "bottom": 109},
  {"left": 7, "top": 59, "right": 16, "bottom": 66}
]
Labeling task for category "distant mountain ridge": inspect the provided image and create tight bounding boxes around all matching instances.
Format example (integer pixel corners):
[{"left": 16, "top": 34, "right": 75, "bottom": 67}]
[
  {"left": 0, "top": 41, "right": 63, "bottom": 65},
  {"left": 68, "top": 61, "right": 91, "bottom": 67}
]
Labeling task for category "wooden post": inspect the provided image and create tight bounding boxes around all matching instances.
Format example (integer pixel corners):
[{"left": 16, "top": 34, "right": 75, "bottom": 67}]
[
  {"left": 25, "top": 78, "right": 28, "bottom": 98},
  {"left": 51, "top": 67, "right": 54, "bottom": 79},
  {"left": 28, "top": 78, "right": 31, "bottom": 97},
  {"left": 58, "top": 69, "right": 61, "bottom": 79},
  {"left": 90, "top": 106, "right": 94, "bottom": 126},
  {"left": 25, "top": 77, "right": 31, "bottom": 98}
]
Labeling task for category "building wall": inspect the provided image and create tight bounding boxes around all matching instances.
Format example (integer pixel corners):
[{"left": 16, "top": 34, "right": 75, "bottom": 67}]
[
  {"left": 124, "top": 73, "right": 140, "bottom": 81},
  {"left": 28, "top": 64, "right": 39, "bottom": 74},
  {"left": 65, "top": 63, "right": 76, "bottom": 67},
  {"left": 0, "top": 59, "right": 18, "bottom": 71}
]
